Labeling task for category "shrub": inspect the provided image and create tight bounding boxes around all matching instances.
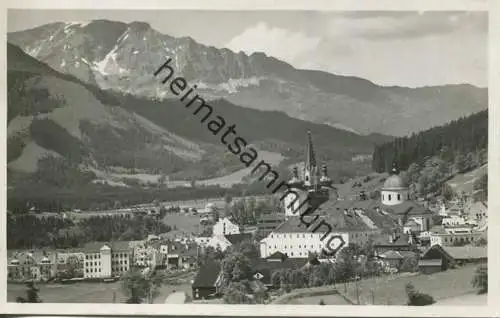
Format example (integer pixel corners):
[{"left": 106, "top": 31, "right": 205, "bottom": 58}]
[
  {"left": 319, "top": 299, "right": 326, "bottom": 305},
  {"left": 472, "top": 265, "right": 488, "bottom": 294},
  {"left": 405, "top": 282, "right": 435, "bottom": 306}
]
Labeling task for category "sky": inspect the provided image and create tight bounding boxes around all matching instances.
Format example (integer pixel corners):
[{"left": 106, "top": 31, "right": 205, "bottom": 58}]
[{"left": 7, "top": 10, "right": 488, "bottom": 88}]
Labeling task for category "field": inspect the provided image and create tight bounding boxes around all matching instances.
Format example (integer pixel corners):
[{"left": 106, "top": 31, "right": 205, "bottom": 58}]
[
  {"left": 339, "top": 265, "right": 484, "bottom": 305},
  {"left": 161, "top": 213, "right": 206, "bottom": 236},
  {"left": 90, "top": 149, "right": 284, "bottom": 189},
  {"left": 278, "top": 265, "right": 485, "bottom": 306},
  {"left": 446, "top": 164, "right": 487, "bottom": 195},
  {"left": 333, "top": 172, "right": 388, "bottom": 199},
  {"left": 7, "top": 282, "right": 192, "bottom": 304},
  {"left": 286, "top": 294, "right": 351, "bottom": 305},
  {"left": 433, "top": 292, "right": 487, "bottom": 306}
]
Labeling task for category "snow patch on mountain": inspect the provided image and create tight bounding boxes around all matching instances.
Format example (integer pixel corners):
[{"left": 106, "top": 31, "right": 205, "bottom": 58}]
[
  {"left": 193, "top": 77, "right": 263, "bottom": 94},
  {"left": 93, "top": 45, "right": 129, "bottom": 75}
]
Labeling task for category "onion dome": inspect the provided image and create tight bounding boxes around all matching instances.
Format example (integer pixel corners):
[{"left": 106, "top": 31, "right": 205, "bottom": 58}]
[
  {"left": 288, "top": 166, "right": 304, "bottom": 188},
  {"left": 383, "top": 161, "right": 406, "bottom": 190}
]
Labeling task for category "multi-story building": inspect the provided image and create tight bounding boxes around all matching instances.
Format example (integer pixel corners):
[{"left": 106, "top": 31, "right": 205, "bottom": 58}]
[
  {"left": 131, "top": 241, "right": 163, "bottom": 269},
  {"left": 7, "top": 251, "right": 57, "bottom": 282},
  {"left": 55, "top": 251, "right": 85, "bottom": 278},
  {"left": 428, "top": 225, "right": 483, "bottom": 246},
  {"left": 81, "top": 242, "right": 131, "bottom": 279}
]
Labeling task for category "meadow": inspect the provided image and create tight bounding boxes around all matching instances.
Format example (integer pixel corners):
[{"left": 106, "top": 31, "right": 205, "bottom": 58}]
[{"left": 7, "top": 281, "right": 192, "bottom": 304}]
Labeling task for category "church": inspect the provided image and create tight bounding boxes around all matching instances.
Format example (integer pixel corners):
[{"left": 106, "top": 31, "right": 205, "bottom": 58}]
[{"left": 259, "top": 131, "right": 434, "bottom": 259}]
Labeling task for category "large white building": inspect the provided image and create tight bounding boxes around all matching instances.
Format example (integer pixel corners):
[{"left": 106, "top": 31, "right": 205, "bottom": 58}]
[{"left": 82, "top": 242, "right": 131, "bottom": 279}]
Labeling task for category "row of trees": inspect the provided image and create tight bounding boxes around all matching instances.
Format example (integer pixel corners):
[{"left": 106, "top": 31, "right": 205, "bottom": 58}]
[
  {"left": 7, "top": 213, "right": 170, "bottom": 249},
  {"left": 222, "top": 196, "right": 281, "bottom": 227},
  {"left": 7, "top": 177, "right": 282, "bottom": 215}
]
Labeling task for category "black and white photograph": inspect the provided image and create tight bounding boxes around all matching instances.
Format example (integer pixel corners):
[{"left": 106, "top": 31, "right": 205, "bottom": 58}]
[{"left": 3, "top": 2, "right": 495, "bottom": 315}]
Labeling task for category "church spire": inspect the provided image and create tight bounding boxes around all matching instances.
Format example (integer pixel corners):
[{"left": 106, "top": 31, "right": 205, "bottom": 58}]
[
  {"left": 305, "top": 130, "right": 316, "bottom": 171},
  {"left": 304, "top": 130, "right": 318, "bottom": 187}
]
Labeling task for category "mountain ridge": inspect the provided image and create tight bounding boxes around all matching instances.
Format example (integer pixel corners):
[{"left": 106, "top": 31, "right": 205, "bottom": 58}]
[
  {"left": 7, "top": 42, "right": 389, "bottom": 191},
  {"left": 8, "top": 20, "right": 488, "bottom": 136}
]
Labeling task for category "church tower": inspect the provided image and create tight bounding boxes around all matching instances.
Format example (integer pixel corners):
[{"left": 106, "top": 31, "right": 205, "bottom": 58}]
[
  {"left": 283, "top": 131, "right": 334, "bottom": 218},
  {"left": 381, "top": 161, "right": 409, "bottom": 206}
]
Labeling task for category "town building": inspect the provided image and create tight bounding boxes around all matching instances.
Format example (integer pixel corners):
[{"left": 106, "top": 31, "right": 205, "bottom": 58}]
[
  {"left": 194, "top": 235, "right": 232, "bottom": 252},
  {"left": 130, "top": 241, "right": 163, "bottom": 269},
  {"left": 213, "top": 217, "right": 240, "bottom": 236},
  {"left": 192, "top": 261, "right": 223, "bottom": 300},
  {"left": 7, "top": 250, "right": 57, "bottom": 282},
  {"left": 428, "top": 225, "right": 483, "bottom": 246},
  {"left": 442, "top": 215, "right": 467, "bottom": 227},
  {"left": 55, "top": 251, "right": 85, "bottom": 279},
  {"left": 81, "top": 241, "right": 131, "bottom": 279},
  {"left": 418, "top": 245, "right": 487, "bottom": 274},
  {"left": 465, "top": 201, "right": 487, "bottom": 222},
  {"left": 161, "top": 241, "right": 199, "bottom": 270}
]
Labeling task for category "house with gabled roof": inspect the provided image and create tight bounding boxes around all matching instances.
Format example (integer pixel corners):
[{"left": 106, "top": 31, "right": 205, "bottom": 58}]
[
  {"left": 418, "top": 244, "right": 487, "bottom": 274},
  {"left": 192, "top": 261, "right": 223, "bottom": 300}
]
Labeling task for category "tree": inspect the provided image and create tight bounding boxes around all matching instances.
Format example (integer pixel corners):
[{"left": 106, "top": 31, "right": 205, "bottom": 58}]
[
  {"left": 405, "top": 282, "right": 435, "bottom": 306},
  {"left": 473, "top": 173, "right": 488, "bottom": 199},
  {"left": 221, "top": 252, "right": 253, "bottom": 286},
  {"left": 473, "top": 237, "right": 487, "bottom": 246},
  {"left": 454, "top": 153, "right": 468, "bottom": 174},
  {"left": 121, "top": 268, "right": 165, "bottom": 304},
  {"left": 237, "top": 241, "right": 260, "bottom": 260},
  {"left": 223, "top": 281, "right": 254, "bottom": 304},
  {"left": 400, "top": 255, "right": 418, "bottom": 273},
  {"left": 441, "top": 183, "right": 454, "bottom": 201},
  {"left": 16, "top": 281, "right": 42, "bottom": 303},
  {"left": 472, "top": 265, "right": 488, "bottom": 294}
]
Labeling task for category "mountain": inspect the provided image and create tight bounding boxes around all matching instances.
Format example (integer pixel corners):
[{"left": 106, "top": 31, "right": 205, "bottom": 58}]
[
  {"left": 7, "top": 42, "right": 388, "bottom": 192},
  {"left": 8, "top": 20, "right": 488, "bottom": 137}
]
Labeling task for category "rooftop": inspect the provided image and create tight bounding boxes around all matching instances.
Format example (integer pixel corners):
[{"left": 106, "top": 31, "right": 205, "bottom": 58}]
[
  {"left": 273, "top": 197, "right": 399, "bottom": 233},
  {"left": 380, "top": 201, "right": 432, "bottom": 216},
  {"left": 443, "top": 246, "right": 487, "bottom": 260},
  {"left": 224, "top": 233, "right": 252, "bottom": 245}
]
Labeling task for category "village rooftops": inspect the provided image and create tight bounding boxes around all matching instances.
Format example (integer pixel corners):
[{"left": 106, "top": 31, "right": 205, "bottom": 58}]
[
  {"left": 441, "top": 246, "right": 487, "bottom": 260},
  {"left": 81, "top": 241, "right": 131, "bottom": 253},
  {"left": 380, "top": 200, "right": 432, "bottom": 216},
  {"left": 273, "top": 197, "right": 399, "bottom": 233},
  {"left": 224, "top": 233, "right": 252, "bottom": 245}
]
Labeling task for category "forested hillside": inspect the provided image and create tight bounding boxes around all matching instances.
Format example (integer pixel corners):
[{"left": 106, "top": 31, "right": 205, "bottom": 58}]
[
  {"left": 371, "top": 110, "right": 488, "bottom": 199},
  {"left": 372, "top": 110, "right": 487, "bottom": 172}
]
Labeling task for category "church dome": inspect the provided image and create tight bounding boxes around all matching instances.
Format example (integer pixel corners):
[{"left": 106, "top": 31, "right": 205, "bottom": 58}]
[{"left": 383, "top": 174, "right": 406, "bottom": 190}]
